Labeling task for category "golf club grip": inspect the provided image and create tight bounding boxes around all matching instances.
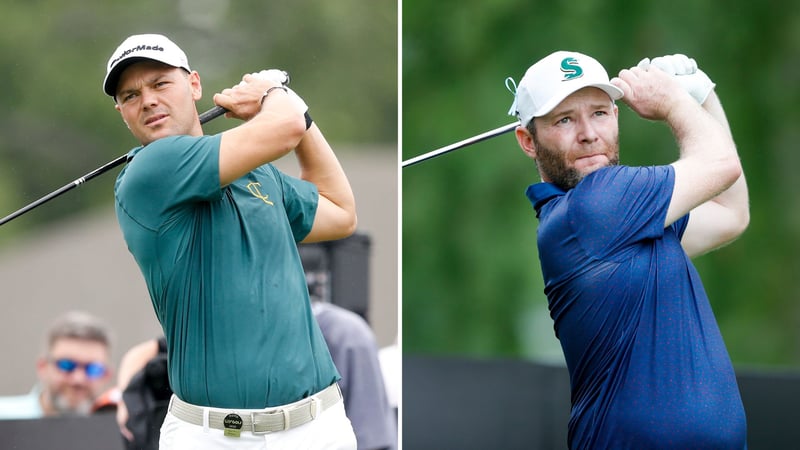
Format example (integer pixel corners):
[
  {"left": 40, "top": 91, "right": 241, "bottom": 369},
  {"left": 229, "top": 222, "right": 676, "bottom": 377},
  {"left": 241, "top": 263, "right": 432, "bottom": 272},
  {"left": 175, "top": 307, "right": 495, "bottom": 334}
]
[
  {"left": 0, "top": 105, "right": 227, "bottom": 227},
  {"left": 199, "top": 105, "right": 227, "bottom": 124}
]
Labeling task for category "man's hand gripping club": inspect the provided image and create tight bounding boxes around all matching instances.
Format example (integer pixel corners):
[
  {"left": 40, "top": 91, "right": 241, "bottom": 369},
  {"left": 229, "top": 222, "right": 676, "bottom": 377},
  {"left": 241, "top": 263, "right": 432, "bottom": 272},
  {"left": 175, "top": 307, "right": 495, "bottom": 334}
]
[
  {"left": 638, "top": 54, "right": 716, "bottom": 105},
  {"left": 213, "top": 69, "right": 308, "bottom": 122}
]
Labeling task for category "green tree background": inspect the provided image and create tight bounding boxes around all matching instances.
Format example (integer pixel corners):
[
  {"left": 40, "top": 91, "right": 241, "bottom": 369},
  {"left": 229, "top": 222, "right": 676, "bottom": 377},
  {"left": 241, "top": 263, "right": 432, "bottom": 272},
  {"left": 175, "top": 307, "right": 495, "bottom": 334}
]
[
  {"left": 403, "top": 0, "right": 800, "bottom": 368},
  {"left": 0, "top": 0, "right": 397, "bottom": 240}
]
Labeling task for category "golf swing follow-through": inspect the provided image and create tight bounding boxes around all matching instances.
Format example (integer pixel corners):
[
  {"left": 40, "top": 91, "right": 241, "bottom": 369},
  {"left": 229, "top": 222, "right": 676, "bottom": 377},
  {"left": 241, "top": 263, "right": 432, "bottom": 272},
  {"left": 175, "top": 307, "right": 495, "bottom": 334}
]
[
  {"left": 510, "top": 51, "right": 748, "bottom": 449},
  {"left": 1, "top": 32, "right": 358, "bottom": 450},
  {"left": 92, "top": 33, "right": 359, "bottom": 450},
  {"left": 407, "top": 49, "right": 748, "bottom": 449}
]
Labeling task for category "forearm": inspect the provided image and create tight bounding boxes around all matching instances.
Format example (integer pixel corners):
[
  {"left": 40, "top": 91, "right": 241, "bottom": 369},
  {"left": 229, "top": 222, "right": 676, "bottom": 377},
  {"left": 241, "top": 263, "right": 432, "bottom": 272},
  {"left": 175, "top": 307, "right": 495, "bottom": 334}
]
[
  {"left": 670, "top": 91, "right": 737, "bottom": 167},
  {"left": 674, "top": 90, "right": 749, "bottom": 255},
  {"left": 294, "top": 124, "right": 357, "bottom": 242},
  {"left": 663, "top": 89, "right": 742, "bottom": 227},
  {"left": 700, "top": 92, "right": 749, "bottom": 223},
  {"left": 295, "top": 124, "right": 356, "bottom": 216},
  {"left": 639, "top": 56, "right": 741, "bottom": 185},
  {"left": 216, "top": 80, "right": 307, "bottom": 186},
  {"left": 117, "top": 339, "right": 159, "bottom": 390}
]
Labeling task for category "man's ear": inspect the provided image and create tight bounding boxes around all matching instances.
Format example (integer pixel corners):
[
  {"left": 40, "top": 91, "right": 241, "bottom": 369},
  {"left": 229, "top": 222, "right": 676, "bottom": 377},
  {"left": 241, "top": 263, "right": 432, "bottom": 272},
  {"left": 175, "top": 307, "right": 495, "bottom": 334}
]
[
  {"left": 35, "top": 357, "right": 49, "bottom": 381},
  {"left": 515, "top": 126, "right": 537, "bottom": 159},
  {"left": 189, "top": 71, "right": 202, "bottom": 101}
]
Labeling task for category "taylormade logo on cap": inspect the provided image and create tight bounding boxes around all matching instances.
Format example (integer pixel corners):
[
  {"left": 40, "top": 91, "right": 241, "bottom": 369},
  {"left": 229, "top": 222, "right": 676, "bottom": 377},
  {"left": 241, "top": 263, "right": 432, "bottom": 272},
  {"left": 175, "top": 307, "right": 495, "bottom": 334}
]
[
  {"left": 103, "top": 34, "right": 191, "bottom": 98},
  {"left": 109, "top": 43, "right": 166, "bottom": 68},
  {"left": 505, "top": 51, "right": 623, "bottom": 127}
]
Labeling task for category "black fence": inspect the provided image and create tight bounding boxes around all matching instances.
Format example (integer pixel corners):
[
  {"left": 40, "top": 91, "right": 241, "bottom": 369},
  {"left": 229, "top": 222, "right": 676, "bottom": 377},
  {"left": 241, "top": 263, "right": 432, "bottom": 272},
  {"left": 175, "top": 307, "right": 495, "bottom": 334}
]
[{"left": 403, "top": 355, "right": 800, "bottom": 450}]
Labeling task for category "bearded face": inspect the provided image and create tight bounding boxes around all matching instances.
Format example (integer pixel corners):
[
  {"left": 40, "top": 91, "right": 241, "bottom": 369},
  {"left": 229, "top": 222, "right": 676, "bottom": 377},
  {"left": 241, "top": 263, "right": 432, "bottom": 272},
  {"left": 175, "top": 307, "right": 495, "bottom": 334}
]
[
  {"left": 532, "top": 131, "right": 619, "bottom": 190},
  {"left": 522, "top": 87, "right": 621, "bottom": 190},
  {"left": 38, "top": 338, "right": 111, "bottom": 417}
]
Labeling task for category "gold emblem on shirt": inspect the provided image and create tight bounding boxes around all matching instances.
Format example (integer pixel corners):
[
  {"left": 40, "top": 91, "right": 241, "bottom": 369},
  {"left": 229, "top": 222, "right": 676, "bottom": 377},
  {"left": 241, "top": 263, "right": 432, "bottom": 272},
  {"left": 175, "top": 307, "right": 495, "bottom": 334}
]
[{"left": 246, "top": 182, "right": 274, "bottom": 206}]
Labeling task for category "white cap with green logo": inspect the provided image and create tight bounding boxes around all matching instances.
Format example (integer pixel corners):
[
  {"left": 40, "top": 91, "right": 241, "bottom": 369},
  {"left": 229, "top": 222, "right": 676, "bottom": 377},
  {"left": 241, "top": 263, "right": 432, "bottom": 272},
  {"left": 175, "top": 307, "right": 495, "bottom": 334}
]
[{"left": 506, "top": 51, "right": 623, "bottom": 127}]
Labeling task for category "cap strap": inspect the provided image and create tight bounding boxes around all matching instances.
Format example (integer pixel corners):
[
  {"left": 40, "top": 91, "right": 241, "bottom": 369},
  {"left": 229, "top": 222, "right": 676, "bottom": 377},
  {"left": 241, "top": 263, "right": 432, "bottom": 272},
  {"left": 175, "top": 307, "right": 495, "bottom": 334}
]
[{"left": 505, "top": 77, "right": 519, "bottom": 117}]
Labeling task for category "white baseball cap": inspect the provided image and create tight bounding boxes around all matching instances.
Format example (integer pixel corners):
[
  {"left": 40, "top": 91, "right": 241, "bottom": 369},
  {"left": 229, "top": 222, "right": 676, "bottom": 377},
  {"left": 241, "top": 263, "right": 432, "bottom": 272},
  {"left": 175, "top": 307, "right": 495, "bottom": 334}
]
[
  {"left": 506, "top": 51, "right": 623, "bottom": 127},
  {"left": 103, "top": 34, "right": 191, "bottom": 98}
]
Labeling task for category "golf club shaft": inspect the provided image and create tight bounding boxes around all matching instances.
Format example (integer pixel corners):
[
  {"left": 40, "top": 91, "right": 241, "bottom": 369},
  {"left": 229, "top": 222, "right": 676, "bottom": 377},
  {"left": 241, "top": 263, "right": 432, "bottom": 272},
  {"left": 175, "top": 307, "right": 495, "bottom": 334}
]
[
  {"left": 0, "top": 105, "right": 228, "bottom": 227},
  {"left": 402, "top": 122, "right": 518, "bottom": 168}
]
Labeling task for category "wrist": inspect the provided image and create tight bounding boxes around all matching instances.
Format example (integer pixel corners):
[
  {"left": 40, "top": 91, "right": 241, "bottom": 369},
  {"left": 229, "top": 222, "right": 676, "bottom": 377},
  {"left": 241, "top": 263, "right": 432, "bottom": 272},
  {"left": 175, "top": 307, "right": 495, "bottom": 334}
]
[
  {"left": 665, "top": 93, "right": 704, "bottom": 134},
  {"left": 260, "top": 86, "right": 288, "bottom": 105}
]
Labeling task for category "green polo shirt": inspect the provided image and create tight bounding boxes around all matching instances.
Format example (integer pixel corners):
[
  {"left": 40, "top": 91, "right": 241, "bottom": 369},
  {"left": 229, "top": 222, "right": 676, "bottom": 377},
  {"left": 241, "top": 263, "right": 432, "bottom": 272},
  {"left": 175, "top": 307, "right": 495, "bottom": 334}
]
[{"left": 114, "top": 134, "right": 338, "bottom": 408}]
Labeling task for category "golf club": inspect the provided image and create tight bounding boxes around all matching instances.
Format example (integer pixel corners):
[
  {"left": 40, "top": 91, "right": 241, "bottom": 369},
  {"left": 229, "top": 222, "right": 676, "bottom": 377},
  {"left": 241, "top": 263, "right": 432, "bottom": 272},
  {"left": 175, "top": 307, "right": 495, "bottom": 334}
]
[
  {"left": 0, "top": 105, "right": 228, "bottom": 227},
  {"left": 402, "top": 121, "right": 519, "bottom": 168}
]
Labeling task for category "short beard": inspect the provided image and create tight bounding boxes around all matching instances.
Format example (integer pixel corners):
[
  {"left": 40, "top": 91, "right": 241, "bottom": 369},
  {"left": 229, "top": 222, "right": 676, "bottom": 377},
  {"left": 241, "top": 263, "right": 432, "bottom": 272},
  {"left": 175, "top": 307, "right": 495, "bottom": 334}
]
[
  {"left": 49, "top": 390, "right": 93, "bottom": 417},
  {"left": 528, "top": 121, "right": 619, "bottom": 190}
]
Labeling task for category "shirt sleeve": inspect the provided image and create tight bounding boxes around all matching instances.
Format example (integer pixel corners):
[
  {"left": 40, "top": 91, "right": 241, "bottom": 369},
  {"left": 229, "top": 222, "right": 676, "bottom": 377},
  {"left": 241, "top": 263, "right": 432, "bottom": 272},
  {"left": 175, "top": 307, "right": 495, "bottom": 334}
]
[
  {"left": 267, "top": 165, "right": 318, "bottom": 242},
  {"left": 570, "top": 165, "right": 678, "bottom": 259},
  {"left": 116, "top": 135, "right": 222, "bottom": 231}
]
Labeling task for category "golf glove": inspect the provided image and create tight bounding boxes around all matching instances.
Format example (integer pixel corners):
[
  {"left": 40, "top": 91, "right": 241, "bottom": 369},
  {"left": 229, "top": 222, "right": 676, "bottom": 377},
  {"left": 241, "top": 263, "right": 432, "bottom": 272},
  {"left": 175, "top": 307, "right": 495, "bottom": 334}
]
[
  {"left": 638, "top": 54, "right": 715, "bottom": 104},
  {"left": 250, "top": 69, "right": 290, "bottom": 85}
]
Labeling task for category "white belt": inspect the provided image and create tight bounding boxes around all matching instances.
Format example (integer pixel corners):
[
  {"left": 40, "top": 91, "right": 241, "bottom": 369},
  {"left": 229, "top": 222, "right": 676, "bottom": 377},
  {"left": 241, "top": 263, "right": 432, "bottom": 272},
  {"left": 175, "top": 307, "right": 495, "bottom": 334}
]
[{"left": 168, "top": 383, "right": 342, "bottom": 434}]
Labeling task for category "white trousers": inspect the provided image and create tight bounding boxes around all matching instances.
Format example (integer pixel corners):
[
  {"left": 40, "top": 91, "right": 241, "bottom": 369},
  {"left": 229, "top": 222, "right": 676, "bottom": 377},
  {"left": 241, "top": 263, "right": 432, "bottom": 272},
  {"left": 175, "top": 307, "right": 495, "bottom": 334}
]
[{"left": 159, "top": 400, "right": 357, "bottom": 450}]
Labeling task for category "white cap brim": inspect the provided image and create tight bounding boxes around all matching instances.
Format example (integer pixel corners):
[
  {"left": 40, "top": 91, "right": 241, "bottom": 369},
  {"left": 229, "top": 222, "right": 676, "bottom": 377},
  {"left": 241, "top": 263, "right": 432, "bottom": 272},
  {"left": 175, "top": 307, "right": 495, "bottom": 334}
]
[{"left": 532, "top": 82, "right": 623, "bottom": 118}]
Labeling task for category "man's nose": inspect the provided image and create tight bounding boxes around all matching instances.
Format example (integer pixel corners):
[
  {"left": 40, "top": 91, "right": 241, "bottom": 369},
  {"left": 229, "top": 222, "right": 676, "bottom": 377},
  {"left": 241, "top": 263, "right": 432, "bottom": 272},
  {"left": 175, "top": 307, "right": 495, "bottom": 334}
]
[
  {"left": 67, "top": 369, "right": 89, "bottom": 382},
  {"left": 140, "top": 89, "right": 159, "bottom": 108},
  {"left": 577, "top": 118, "right": 599, "bottom": 143}
]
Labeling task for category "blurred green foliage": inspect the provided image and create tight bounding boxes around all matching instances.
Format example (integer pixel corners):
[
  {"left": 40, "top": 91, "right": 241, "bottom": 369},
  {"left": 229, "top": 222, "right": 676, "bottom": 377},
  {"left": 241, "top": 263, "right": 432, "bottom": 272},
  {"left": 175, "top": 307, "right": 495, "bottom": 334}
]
[
  {"left": 0, "top": 0, "right": 397, "bottom": 241},
  {"left": 403, "top": 0, "right": 800, "bottom": 367}
]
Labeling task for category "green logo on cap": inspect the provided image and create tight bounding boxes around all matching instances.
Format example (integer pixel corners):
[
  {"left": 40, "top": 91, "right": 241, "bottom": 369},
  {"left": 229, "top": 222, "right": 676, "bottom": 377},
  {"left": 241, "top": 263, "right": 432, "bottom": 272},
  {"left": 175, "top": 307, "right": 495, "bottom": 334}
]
[{"left": 560, "top": 57, "right": 583, "bottom": 81}]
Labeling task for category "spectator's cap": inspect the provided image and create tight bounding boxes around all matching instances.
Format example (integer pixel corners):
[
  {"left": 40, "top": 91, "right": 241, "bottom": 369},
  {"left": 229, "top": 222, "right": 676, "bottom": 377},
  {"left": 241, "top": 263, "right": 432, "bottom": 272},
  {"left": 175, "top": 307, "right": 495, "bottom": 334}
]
[
  {"left": 506, "top": 51, "right": 623, "bottom": 127},
  {"left": 103, "top": 34, "right": 191, "bottom": 98}
]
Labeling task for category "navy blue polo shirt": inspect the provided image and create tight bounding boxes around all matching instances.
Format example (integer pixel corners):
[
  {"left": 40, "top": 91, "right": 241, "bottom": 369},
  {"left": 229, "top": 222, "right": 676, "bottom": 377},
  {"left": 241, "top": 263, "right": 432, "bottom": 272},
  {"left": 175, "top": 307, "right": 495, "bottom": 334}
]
[{"left": 527, "top": 165, "right": 746, "bottom": 449}]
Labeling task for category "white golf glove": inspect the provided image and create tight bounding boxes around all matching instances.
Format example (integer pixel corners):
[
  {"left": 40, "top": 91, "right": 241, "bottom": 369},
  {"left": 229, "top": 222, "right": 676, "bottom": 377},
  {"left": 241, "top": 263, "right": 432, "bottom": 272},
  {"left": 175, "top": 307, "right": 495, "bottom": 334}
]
[
  {"left": 250, "top": 69, "right": 290, "bottom": 85},
  {"left": 638, "top": 54, "right": 715, "bottom": 104}
]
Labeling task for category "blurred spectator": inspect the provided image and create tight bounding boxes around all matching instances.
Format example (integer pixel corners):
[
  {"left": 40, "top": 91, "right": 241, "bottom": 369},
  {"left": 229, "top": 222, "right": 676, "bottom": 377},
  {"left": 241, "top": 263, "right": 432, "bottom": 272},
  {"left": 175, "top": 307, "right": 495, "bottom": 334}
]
[
  {"left": 378, "top": 337, "right": 399, "bottom": 421},
  {"left": 312, "top": 301, "right": 397, "bottom": 450},
  {"left": 0, "top": 311, "right": 115, "bottom": 419},
  {"left": 302, "top": 255, "right": 396, "bottom": 450},
  {"left": 115, "top": 337, "right": 169, "bottom": 450}
]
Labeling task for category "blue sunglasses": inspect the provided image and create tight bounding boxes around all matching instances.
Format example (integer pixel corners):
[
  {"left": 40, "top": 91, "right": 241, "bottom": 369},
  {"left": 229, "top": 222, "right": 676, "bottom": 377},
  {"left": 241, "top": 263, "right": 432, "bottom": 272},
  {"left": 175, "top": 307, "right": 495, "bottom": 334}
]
[{"left": 52, "top": 358, "right": 108, "bottom": 379}]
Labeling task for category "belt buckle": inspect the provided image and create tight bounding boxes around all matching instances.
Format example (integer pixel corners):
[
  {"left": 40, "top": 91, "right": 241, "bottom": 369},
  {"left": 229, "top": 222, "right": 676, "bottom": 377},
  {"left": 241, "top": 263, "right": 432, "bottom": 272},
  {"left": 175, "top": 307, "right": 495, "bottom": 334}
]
[{"left": 250, "top": 409, "right": 287, "bottom": 435}]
